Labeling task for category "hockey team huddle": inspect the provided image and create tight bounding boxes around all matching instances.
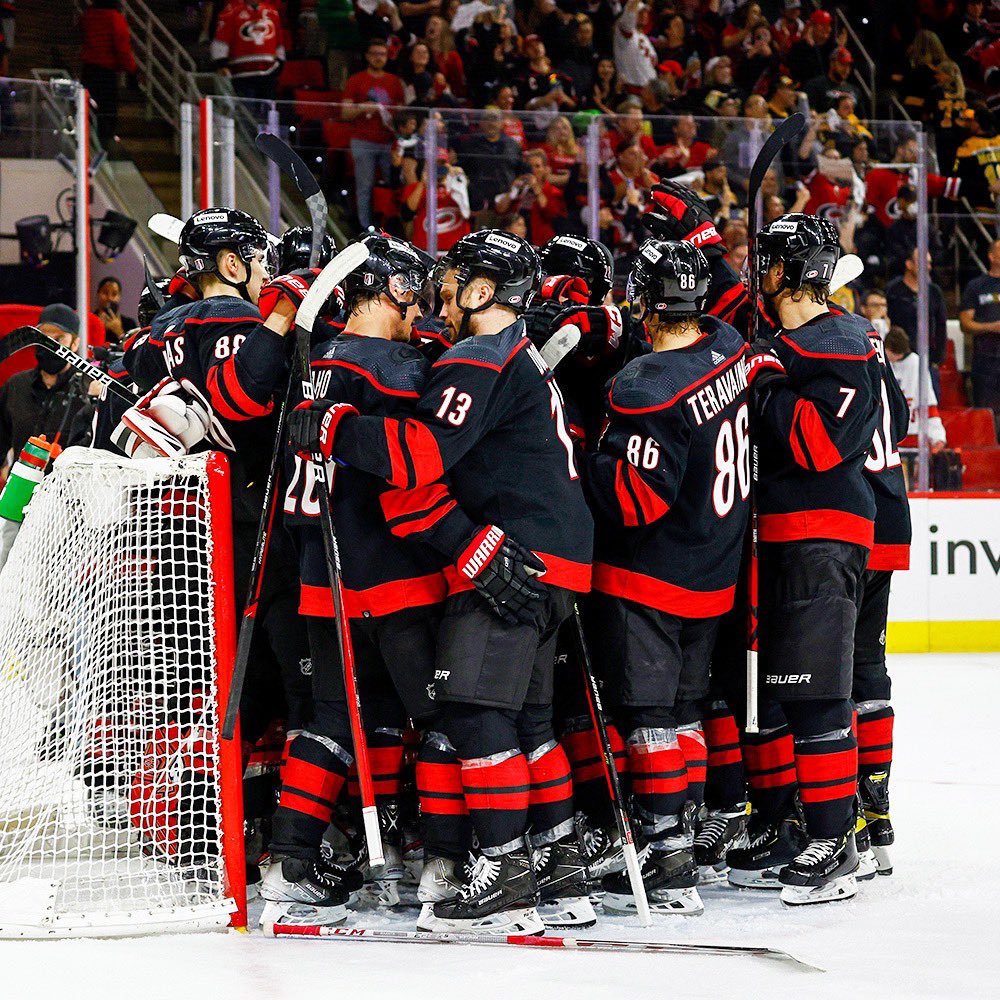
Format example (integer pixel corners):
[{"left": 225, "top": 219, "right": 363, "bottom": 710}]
[{"left": 100, "top": 177, "right": 907, "bottom": 935}]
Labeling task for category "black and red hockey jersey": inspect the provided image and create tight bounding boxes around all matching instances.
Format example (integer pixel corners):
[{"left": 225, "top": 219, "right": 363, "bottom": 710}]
[
  {"left": 863, "top": 331, "right": 912, "bottom": 571},
  {"left": 581, "top": 318, "right": 749, "bottom": 617},
  {"left": 124, "top": 295, "right": 288, "bottom": 522},
  {"left": 706, "top": 256, "right": 752, "bottom": 335},
  {"left": 757, "top": 310, "right": 881, "bottom": 549},
  {"left": 332, "top": 321, "right": 594, "bottom": 594},
  {"left": 283, "top": 333, "right": 447, "bottom": 618}
]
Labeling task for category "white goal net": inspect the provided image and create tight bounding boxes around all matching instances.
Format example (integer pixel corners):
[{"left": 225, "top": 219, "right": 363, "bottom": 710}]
[{"left": 0, "top": 448, "right": 245, "bottom": 937}]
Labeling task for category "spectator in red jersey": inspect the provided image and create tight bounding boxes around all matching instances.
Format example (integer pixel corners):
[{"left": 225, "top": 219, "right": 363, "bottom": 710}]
[
  {"left": 654, "top": 114, "right": 717, "bottom": 177},
  {"left": 772, "top": 0, "right": 804, "bottom": 56},
  {"left": 211, "top": 0, "right": 284, "bottom": 106},
  {"left": 493, "top": 85, "right": 527, "bottom": 149},
  {"left": 343, "top": 38, "right": 406, "bottom": 230},
  {"left": 607, "top": 97, "right": 661, "bottom": 161},
  {"left": 721, "top": 2, "right": 767, "bottom": 60},
  {"left": 403, "top": 153, "right": 472, "bottom": 253},
  {"left": 541, "top": 116, "right": 580, "bottom": 186},
  {"left": 80, "top": 0, "right": 139, "bottom": 150},
  {"left": 425, "top": 15, "right": 466, "bottom": 98}
]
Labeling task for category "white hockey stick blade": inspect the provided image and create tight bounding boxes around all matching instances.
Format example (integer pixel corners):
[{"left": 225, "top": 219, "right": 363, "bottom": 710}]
[
  {"left": 298, "top": 243, "right": 370, "bottom": 334},
  {"left": 539, "top": 325, "right": 581, "bottom": 369},
  {"left": 621, "top": 840, "right": 652, "bottom": 928},
  {"left": 830, "top": 254, "right": 863, "bottom": 294},
  {"left": 148, "top": 212, "right": 282, "bottom": 247}
]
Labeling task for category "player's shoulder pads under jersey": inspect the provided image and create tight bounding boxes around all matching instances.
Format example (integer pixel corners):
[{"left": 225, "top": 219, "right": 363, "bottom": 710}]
[
  {"left": 313, "top": 334, "right": 430, "bottom": 397},
  {"left": 432, "top": 320, "right": 528, "bottom": 372},
  {"left": 779, "top": 309, "right": 877, "bottom": 361}
]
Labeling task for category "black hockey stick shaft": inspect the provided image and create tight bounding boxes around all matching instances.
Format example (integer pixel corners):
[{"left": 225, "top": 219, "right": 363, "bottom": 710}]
[
  {"left": 744, "top": 112, "right": 806, "bottom": 733},
  {"left": 255, "top": 131, "right": 328, "bottom": 268},
  {"left": 571, "top": 605, "right": 651, "bottom": 926},
  {"left": 1, "top": 325, "right": 137, "bottom": 403}
]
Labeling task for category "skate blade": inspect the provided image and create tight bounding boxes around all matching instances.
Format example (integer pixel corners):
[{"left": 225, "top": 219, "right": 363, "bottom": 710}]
[
  {"left": 872, "top": 845, "right": 893, "bottom": 876},
  {"left": 356, "top": 879, "right": 402, "bottom": 908},
  {"left": 602, "top": 886, "right": 704, "bottom": 916},
  {"left": 727, "top": 867, "right": 785, "bottom": 890},
  {"left": 697, "top": 864, "right": 730, "bottom": 886},
  {"left": 260, "top": 899, "right": 348, "bottom": 929},
  {"left": 780, "top": 873, "right": 858, "bottom": 907},
  {"left": 538, "top": 895, "right": 597, "bottom": 929},
  {"left": 418, "top": 906, "right": 545, "bottom": 936},
  {"left": 856, "top": 849, "right": 879, "bottom": 881}
]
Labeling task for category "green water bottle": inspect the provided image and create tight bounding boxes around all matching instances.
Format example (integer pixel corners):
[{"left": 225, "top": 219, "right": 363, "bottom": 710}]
[{"left": 0, "top": 436, "right": 58, "bottom": 523}]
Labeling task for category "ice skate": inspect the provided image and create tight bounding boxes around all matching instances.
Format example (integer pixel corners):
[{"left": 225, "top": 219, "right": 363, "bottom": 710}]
[
  {"left": 779, "top": 829, "right": 859, "bottom": 906},
  {"left": 354, "top": 801, "right": 407, "bottom": 907},
  {"left": 576, "top": 813, "right": 627, "bottom": 881},
  {"left": 259, "top": 856, "right": 350, "bottom": 927},
  {"left": 416, "top": 854, "right": 470, "bottom": 931},
  {"left": 693, "top": 804, "right": 748, "bottom": 885},
  {"left": 860, "top": 770, "right": 894, "bottom": 875},
  {"left": 854, "top": 813, "right": 878, "bottom": 881},
  {"left": 726, "top": 811, "right": 804, "bottom": 889},
  {"left": 421, "top": 849, "right": 544, "bottom": 935},
  {"left": 533, "top": 837, "right": 597, "bottom": 928},
  {"left": 601, "top": 842, "right": 703, "bottom": 916}
]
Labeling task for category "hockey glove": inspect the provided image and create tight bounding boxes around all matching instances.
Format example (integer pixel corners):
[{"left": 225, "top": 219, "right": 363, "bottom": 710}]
[
  {"left": 539, "top": 274, "right": 591, "bottom": 305},
  {"left": 553, "top": 304, "right": 623, "bottom": 363},
  {"left": 287, "top": 399, "right": 359, "bottom": 463},
  {"left": 745, "top": 341, "right": 786, "bottom": 406},
  {"left": 457, "top": 525, "right": 548, "bottom": 628},
  {"left": 112, "top": 378, "right": 211, "bottom": 460},
  {"left": 258, "top": 268, "right": 320, "bottom": 320},
  {"left": 167, "top": 267, "right": 200, "bottom": 303},
  {"left": 643, "top": 181, "right": 725, "bottom": 256}
]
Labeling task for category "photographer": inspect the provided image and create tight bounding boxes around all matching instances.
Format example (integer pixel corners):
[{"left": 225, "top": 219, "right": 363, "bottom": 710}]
[
  {"left": 402, "top": 152, "right": 471, "bottom": 252},
  {"left": 95, "top": 276, "right": 137, "bottom": 344},
  {"left": 494, "top": 148, "right": 568, "bottom": 244}
]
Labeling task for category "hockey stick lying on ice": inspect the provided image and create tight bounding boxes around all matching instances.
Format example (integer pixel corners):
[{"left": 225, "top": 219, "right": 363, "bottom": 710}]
[
  {"left": 0, "top": 325, "right": 137, "bottom": 403},
  {"left": 264, "top": 923, "right": 824, "bottom": 972},
  {"left": 572, "top": 605, "right": 651, "bottom": 927},
  {"left": 220, "top": 243, "right": 369, "bottom": 742},
  {"left": 744, "top": 112, "right": 806, "bottom": 734}
]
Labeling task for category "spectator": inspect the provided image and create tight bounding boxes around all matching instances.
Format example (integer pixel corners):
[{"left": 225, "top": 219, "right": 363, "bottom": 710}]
[
  {"left": 886, "top": 248, "right": 948, "bottom": 373},
  {"left": 403, "top": 153, "right": 471, "bottom": 252},
  {"left": 861, "top": 289, "right": 891, "bottom": 340},
  {"left": 343, "top": 38, "right": 406, "bottom": 230},
  {"left": 463, "top": 8, "right": 517, "bottom": 104},
  {"left": 721, "top": 2, "right": 767, "bottom": 58},
  {"left": 588, "top": 57, "right": 625, "bottom": 116},
  {"left": 0, "top": 305, "right": 85, "bottom": 482},
  {"left": 954, "top": 103, "right": 1000, "bottom": 212},
  {"left": 884, "top": 325, "right": 948, "bottom": 452},
  {"left": 557, "top": 15, "right": 600, "bottom": 99},
  {"left": 657, "top": 14, "right": 697, "bottom": 75},
  {"left": 499, "top": 212, "right": 528, "bottom": 239},
  {"left": 805, "top": 46, "right": 863, "bottom": 114},
  {"left": 400, "top": 41, "right": 451, "bottom": 105},
  {"left": 722, "top": 219, "right": 749, "bottom": 274},
  {"left": 80, "top": 0, "right": 139, "bottom": 151},
  {"left": 898, "top": 30, "right": 948, "bottom": 121},
  {"left": 456, "top": 108, "right": 524, "bottom": 224},
  {"left": 608, "top": 97, "right": 661, "bottom": 160},
  {"left": 785, "top": 9, "right": 834, "bottom": 87},
  {"left": 694, "top": 159, "right": 737, "bottom": 223},
  {"left": 211, "top": 0, "right": 284, "bottom": 107},
  {"left": 493, "top": 85, "right": 526, "bottom": 149},
  {"left": 738, "top": 22, "right": 778, "bottom": 93},
  {"left": 959, "top": 237, "right": 1000, "bottom": 415},
  {"left": 398, "top": 0, "right": 441, "bottom": 40},
  {"left": 655, "top": 114, "right": 717, "bottom": 177},
  {"left": 494, "top": 149, "right": 567, "bottom": 244},
  {"left": 425, "top": 15, "right": 466, "bottom": 98},
  {"left": 721, "top": 94, "right": 771, "bottom": 193},
  {"left": 925, "top": 59, "right": 967, "bottom": 174},
  {"left": 541, "top": 116, "right": 579, "bottom": 185},
  {"left": 613, "top": 0, "right": 657, "bottom": 90},
  {"left": 94, "top": 277, "right": 136, "bottom": 344},
  {"left": 772, "top": 0, "right": 805, "bottom": 56}
]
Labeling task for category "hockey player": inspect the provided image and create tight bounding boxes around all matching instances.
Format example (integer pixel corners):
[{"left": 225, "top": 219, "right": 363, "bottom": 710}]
[
  {"left": 277, "top": 225, "right": 336, "bottom": 273},
  {"left": 264, "top": 235, "right": 451, "bottom": 925},
  {"left": 289, "top": 231, "right": 595, "bottom": 934},
  {"left": 577, "top": 239, "right": 749, "bottom": 915},
  {"left": 729, "top": 214, "right": 881, "bottom": 906}
]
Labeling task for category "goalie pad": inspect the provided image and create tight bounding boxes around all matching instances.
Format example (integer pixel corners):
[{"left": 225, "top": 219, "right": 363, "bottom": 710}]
[{"left": 112, "top": 378, "right": 212, "bottom": 459}]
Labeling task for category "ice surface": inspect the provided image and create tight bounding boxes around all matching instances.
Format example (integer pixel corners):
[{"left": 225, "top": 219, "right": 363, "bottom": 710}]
[{"left": 7, "top": 654, "right": 998, "bottom": 1000}]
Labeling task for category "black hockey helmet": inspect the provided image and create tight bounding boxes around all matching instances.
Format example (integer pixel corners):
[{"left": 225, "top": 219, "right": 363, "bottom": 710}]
[
  {"left": 178, "top": 208, "right": 272, "bottom": 299},
  {"left": 538, "top": 235, "right": 614, "bottom": 305},
  {"left": 755, "top": 213, "right": 840, "bottom": 292},
  {"left": 137, "top": 278, "right": 171, "bottom": 327},
  {"left": 627, "top": 238, "right": 709, "bottom": 320},
  {"left": 278, "top": 225, "right": 336, "bottom": 273},
  {"left": 434, "top": 230, "right": 541, "bottom": 320},
  {"left": 341, "top": 233, "right": 435, "bottom": 316}
]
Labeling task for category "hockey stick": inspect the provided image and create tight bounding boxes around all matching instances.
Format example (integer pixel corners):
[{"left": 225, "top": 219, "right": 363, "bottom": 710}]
[
  {"left": 293, "top": 243, "right": 386, "bottom": 867},
  {"left": 221, "top": 244, "right": 369, "bottom": 741},
  {"left": 265, "top": 923, "right": 823, "bottom": 972},
  {"left": 829, "top": 253, "right": 863, "bottom": 294},
  {"left": 571, "top": 605, "right": 651, "bottom": 927},
  {"left": 142, "top": 256, "right": 166, "bottom": 310},
  {"left": 254, "top": 131, "right": 328, "bottom": 268},
  {"left": 744, "top": 113, "right": 806, "bottom": 735},
  {"left": 0, "top": 326, "right": 137, "bottom": 403},
  {"left": 148, "top": 212, "right": 282, "bottom": 248}
]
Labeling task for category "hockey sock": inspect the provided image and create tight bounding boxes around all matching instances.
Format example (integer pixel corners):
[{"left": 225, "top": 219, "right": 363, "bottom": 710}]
[
  {"left": 460, "top": 750, "right": 531, "bottom": 855},
  {"left": 626, "top": 727, "right": 688, "bottom": 844},
  {"left": 703, "top": 704, "right": 746, "bottom": 810},
  {"left": 416, "top": 731, "right": 471, "bottom": 860},
  {"left": 676, "top": 720, "right": 707, "bottom": 812},
  {"left": 856, "top": 701, "right": 894, "bottom": 780},
  {"left": 525, "top": 740, "right": 575, "bottom": 846},
  {"left": 742, "top": 725, "right": 796, "bottom": 821},
  {"left": 560, "top": 718, "right": 626, "bottom": 822},
  {"left": 347, "top": 728, "right": 405, "bottom": 802},
  {"left": 271, "top": 731, "right": 352, "bottom": 858}
]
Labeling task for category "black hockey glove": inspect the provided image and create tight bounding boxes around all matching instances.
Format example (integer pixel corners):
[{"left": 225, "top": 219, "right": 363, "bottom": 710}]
[
  {"left": 457, "top": 525, "right": 547, "bottom": 628},
  {"left": 288, "top": 399, "right": 359, "bottom": 462},
  {"left": 643, "top": 181, "right": 725, "bottom": 257},
  {"left": 745, "top": 339, "right": 786, "bottom": 407},
  {"left": 524, "top": 275, "right": 591, "bottom": 355},
  {"left": 553, "top": 304, "right": 623, "bottom": 363},
  {"left": 258, "top": 268, "right": 320, "bottom": 320}
]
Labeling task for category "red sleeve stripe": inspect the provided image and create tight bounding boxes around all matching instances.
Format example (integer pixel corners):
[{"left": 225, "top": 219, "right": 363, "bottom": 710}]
[
  {"left": 388, "top": 499, "right": 457, "bottom": 537},
  {"left": 611, "top": 347, "right": 747, "bottom": 413},
  {"left": 780, "top": 336, "right": 876, "bottom": 362},
  {"left": 626, "top": 463, "right": 670, "bottom": 524},
  {"left": 380, "top": 482, "right": 452, "bottom": 521},
  {"left": 790, "top": 398, "right": 842, "bottom": 471},
  {"left": 205, "top": 364, "right": 249, "bottom": 421},
  {"left": 615, "top": 460, "right": 640, "bottom": 527},
  {"left": 184, "top": 315, "right": 258, "bottom": 326},
  {"left": 435, "top": 355, "right": 502, "bottom": 372},
  {"left": 403, "top": 419, "right": 445, "bottom": 486},
  {"left": 711, "top": 282, "right": 745, "bottom": 321},
  {"left": 312, "top": 359, "right": 420, "bottom": 399},
  {"left": 384, "top": 418, "right": 410, "bottom": 488}
]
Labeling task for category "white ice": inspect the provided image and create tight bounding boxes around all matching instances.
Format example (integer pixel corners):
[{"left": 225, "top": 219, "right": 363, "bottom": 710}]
[{"left": 5, "top": 653, "right": 998, "bottom": 1000}]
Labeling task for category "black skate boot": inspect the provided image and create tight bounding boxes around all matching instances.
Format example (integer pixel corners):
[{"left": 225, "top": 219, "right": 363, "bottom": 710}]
[
  {"left": 577, "top": 812, "right": 627, "bottom": 884},
  {"left": 533, "top": 836, "right": 596, "bottom": 928},
  {"left": 352, "top": 800, "right": 407, "bottom": 907},
  {"left": 860, "top": 770, "right": 894, "bottom": 876},
  {"left": 726, "top": 811, "right": 805, "bottom": 889},
  {"left": 779, "top": 828, "right": 859, "bottom": 906},
  {"left": 259, "top": 856, "right": 351, "bottom": 927},
  {"left": 693, "top": 804, "right": 748, "bottom": 885},
  {"left": 424, "top": 848, "right": 544, "bottom": 935}
]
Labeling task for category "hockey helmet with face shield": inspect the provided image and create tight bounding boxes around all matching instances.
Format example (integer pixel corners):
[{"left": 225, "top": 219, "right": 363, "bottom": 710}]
[
  {"left": 341, "top": 234, "right": 435, "bottom": 317},
  {"left": 627, "top": 238, "right": 710, "bottom": 321},
  {"left": 178, "top": 208, "right": 272, "bottom": 299},
  {"left": 755, "top": 214, "right": 840, "bottom": 292},
  {"left": 278, "top": 225, "right": 336, "bottom": 273},
  {"left": 538, "top": 235, "right": 614, "bottom": 305}
]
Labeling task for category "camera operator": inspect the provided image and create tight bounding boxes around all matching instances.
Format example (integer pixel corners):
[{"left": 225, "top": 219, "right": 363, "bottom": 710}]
[{"left": 95, "top": 276, "right": 137, "bottom": 344}]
